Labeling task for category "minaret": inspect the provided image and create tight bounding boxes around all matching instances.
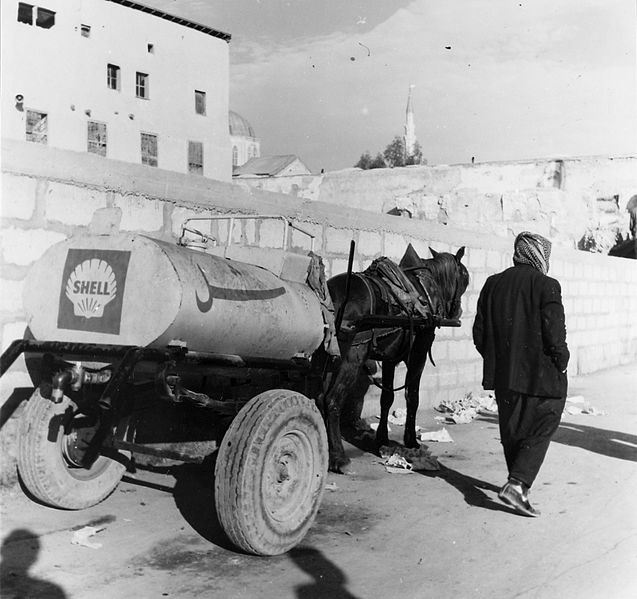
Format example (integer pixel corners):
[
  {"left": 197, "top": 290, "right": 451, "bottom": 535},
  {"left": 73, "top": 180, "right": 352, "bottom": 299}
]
[{"left": 404, "top": 84, "right": 417, "bottom": 158}]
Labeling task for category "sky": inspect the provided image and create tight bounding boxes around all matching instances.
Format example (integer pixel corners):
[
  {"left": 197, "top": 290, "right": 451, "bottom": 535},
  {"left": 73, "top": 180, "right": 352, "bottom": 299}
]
[{"left": 148, "top": 0, "right": 636, "bottom": 173}]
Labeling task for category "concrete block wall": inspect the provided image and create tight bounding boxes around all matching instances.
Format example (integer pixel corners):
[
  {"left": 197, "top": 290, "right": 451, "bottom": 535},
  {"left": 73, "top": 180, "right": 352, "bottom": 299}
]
[{"left": 1, "top": 139, "right": 636, "bottom": 482}]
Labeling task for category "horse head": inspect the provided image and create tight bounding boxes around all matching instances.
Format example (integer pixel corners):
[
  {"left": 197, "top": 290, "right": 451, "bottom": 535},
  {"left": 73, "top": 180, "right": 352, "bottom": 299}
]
[{"left": 399, "top": 244, "right": 469, "bottom": 320}]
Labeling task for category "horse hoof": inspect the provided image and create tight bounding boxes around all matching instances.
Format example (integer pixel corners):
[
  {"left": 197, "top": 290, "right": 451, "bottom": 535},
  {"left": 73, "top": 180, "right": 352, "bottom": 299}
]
[{"left": 329, "top": 455, "right": 351, "bottom": 474}]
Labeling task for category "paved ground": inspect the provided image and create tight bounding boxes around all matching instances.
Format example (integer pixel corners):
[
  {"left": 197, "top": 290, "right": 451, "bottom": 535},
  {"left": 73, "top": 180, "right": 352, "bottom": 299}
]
[{"left": 1, "top": 363, "right": 636, "bottom": 599}]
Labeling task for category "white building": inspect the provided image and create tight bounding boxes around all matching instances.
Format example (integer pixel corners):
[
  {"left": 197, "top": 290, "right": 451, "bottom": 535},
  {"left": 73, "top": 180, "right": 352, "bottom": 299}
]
[
  {"left": 229, "top": 110, "right": 260, "bottom": 169},
  {"left": 1, "top": 0, "right": 232, "bottom": 181}
]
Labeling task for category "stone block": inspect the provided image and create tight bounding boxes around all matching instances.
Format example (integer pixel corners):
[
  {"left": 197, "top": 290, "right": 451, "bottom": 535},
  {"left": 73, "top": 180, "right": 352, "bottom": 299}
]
[
  {"left": 1, "top": 227, "right": 66, "bottom": 267},
  {"left": 1, "top": 174, "right": 36, "bottom": 220},
  {"left": 89, "top": 207, "right": 123, "bottom": 236},
  {"left": 486, "top": 250, "right": 502, "bottom": 271},
  {"left": 114, "top": 195, "right": 164, "bottom": 232},
  {"left": 244, "top": 218, "right": 257, "bottom": 245},
  {"left": 325, "top": 227, "right": 356, "bottom": 255},
  {"left": 291, "top": 222, "right": 322, "bottom": 253},
  {"left": 45, "top": 182, "right": 107, "bottom": 226},
  {"left": 328, "top": 258, "right": 349, "bottom": 278},
  {"left": 471, "top": 270, "right": 489, "bottom": 292},
  {"left": 170, "top": 206, "right": 206, "bottom": 239},
  {"left": 259, "top": 218, "right": 287, "bottom": 248},
  {"left": 2, "top": 321, "right": 28, "bottom": 351},
  {"left": 358, "top": 230, "right": 382, "bottom": 257},
  {"left": 0, "top": 279, "right": 24, "bottom": 313},
  {"left": 467, "top": 248, "right": 486, "bottom": 269},
  {"left": 383, "top": 233, "right": 407, "bottom": 261}
]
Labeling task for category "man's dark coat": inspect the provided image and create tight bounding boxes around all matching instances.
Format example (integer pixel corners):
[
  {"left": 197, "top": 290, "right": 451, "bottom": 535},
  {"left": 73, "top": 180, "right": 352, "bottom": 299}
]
[{"left": 473, "top": 263, "right": 569, "bottom": 398}]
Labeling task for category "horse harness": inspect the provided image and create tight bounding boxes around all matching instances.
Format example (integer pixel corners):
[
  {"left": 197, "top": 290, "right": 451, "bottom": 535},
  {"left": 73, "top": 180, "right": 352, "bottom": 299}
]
[{"left": 336, "top": 258, "right": 442, "bottom": 392}]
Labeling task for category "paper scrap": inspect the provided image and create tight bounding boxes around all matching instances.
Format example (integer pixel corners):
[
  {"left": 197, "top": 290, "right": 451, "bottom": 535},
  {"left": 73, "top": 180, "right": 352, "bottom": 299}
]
[
  {"left": 435, "top": 391, "right": 496, "bottom": 424},
  {"left": 419, "top": 428, "right": 454, "bottom": 443},
  {"left": 379, "top": 445, "right": 440, "bottom": 472},
  {"left": 388, "top": 408, "right": 407, "bottom": 426},
  {"left": 71, "top": 526, "right": 105, "bottom": 549},
  {"left": 370, "top": 422, "right": 391, "bottom": 433}
]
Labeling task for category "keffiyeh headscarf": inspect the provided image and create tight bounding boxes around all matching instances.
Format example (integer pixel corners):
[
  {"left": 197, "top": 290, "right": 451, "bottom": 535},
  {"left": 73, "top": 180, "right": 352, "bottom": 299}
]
[{"left": 513, "top": 231, "right": 551, "bottom": 274}]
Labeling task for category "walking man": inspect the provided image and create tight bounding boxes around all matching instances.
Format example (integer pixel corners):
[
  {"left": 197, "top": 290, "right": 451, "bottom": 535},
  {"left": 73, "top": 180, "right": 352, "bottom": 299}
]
[{"left": 473, "top": 232, "right": 569, "bottom": 516}]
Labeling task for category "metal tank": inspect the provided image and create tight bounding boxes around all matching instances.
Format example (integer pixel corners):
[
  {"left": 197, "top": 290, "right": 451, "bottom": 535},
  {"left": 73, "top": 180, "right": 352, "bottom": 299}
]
[{"left": 23, "top": 232, "right": 325, "bottom": 361}]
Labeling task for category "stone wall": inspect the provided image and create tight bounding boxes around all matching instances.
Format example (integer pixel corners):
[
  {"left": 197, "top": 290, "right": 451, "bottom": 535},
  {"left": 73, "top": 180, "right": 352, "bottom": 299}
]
[
  {"left": 2, "top": 139, "right": 637, "bottom": 483},
  {"left": 239, "top": 156, "right": 637, "bottom": 250}
]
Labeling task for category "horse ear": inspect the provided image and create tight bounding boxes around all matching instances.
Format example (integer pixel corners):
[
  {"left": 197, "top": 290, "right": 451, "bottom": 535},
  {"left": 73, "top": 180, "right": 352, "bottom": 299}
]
[
  {"left": 399, "top": 243, "right": 421, "bottom": 268},
  {"left": 429, "top": 247, "right": 439, "bottom": 259},
  {"left": 455, "top": 246, "right": 466, "bottom": 261}
]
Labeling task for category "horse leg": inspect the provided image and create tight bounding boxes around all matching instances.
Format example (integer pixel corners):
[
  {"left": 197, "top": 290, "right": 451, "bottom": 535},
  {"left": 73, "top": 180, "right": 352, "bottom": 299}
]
[
  {"left": 323, "top": 343, "right": 369, "bottom": 473},
  {"left": 340, "top": 360, "right": 376, "bottom": 432},
  {"left": 403, "top": 329, "right": 435, "bottom": 448},
  {"left": 376, "top": 361, "right": 396, "bottom": 447}
]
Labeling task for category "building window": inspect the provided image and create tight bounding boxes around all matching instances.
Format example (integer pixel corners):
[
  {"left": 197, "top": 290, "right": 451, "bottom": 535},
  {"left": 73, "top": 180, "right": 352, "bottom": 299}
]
[
  {"left": 136, "top": 72, "right": 149, "bottom": 99},
  {"left": 81, "top": 24, "right": 91, "bottom": 37},
  {"left": 194, "top": 90, "right": 206, "bottom": 115},
  {"left": 147, "top": 43, "right": 154, "bottom": 54},
  {"left": 232, "top": 146, "right": 238, "bottom": 167},
  {"left": 17, "top": 3, "right": 33, "bottom": 25},
  {"left": 26, "top": 110, "right": 47, "bottom": 144},
  {"left": 141, "top": 133, "right": 158, "bottom": 167},
  {"left": 87, "top": 121, "right": 107, "bottom": 156},
  {"left": 107, "top": 64, "right": 120, "bottom": 90},
  {"left": 36, "top": 7, "right": 55, "bottom": 28},
  {"left": 188, "top": 141, "right": 204, "bottom": 175}
]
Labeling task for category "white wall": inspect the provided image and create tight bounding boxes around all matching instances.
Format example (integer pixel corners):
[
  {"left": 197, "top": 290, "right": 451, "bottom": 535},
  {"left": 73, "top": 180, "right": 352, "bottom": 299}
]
[{"left": 1, "top": 0, "right": 231, "bottom": 180}]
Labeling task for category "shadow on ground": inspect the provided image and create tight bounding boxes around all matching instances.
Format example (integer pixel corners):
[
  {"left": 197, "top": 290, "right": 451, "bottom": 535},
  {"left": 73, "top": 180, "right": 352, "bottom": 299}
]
[
  {"left": 479, "top": 414, "right": 637, "bottom": 462},
  {"left": 0, "top": 528, "right": 67, "bottom": 598},
  {"left": 122, "top": 459, "right": 235, "bottom": 552},
  {"left": 341, "top": 423, "right": 517, "bottom": 515},
  {"left": 289, "top": 546, "right": 361, "bottom": 599}
]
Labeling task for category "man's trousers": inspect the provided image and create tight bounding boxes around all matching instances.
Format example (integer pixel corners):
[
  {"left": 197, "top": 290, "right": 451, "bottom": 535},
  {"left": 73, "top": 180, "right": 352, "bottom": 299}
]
[{"left": 495, "top": 389, "right": 566, "bottom": 488}]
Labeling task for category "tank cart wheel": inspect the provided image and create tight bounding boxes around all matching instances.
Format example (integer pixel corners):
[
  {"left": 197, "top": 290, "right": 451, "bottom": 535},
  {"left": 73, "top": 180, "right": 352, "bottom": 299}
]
[
  {"left": 17, "top": 389, "right": 126, "bottom": 509},
  {"left": 215, "top": 389, "right": 328, "bottom": 556}
]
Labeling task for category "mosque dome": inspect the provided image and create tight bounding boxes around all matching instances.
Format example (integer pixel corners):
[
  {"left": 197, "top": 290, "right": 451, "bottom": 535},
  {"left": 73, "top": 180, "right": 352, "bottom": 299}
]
[{"left": 229, "top": 111, "right": 256, "bottom": 138}]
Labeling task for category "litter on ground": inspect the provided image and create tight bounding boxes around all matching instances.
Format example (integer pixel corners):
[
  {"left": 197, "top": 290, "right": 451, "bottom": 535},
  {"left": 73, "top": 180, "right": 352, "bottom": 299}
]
[
  {"left": 388, "top": 408, "right": 407, "bottom": 426},
  {"left": 435, "top": 391, "right": 497, "bottom": 424},
  {"left": 370, "top": 422, "right": 391, "bottom": 433},
  {"left": 71, "top": 526, "right": 105, "bottom": 549},
  {"left": 564, "top": 395, "right": 605, "bottom": 415},
  {"left": 419, "top": 427, "right": 454, "bottom": 443},
  {"left": 379, "top": 445, "right": 440, "bottom": 472}
]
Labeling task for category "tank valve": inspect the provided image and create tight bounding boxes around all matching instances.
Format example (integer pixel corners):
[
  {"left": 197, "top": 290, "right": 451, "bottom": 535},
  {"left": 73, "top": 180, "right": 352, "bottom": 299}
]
[{"left": 50, "top": 368, "right": 80, "bottom": 404}]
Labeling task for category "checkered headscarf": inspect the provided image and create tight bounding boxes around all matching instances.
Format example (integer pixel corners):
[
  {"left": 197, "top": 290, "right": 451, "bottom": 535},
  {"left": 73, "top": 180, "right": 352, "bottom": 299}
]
[{"left": 513, "top": 231, "right": 551, "bottom": 274}]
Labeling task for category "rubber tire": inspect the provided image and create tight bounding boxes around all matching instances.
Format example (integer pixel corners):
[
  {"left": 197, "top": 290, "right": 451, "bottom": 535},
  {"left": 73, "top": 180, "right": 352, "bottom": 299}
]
[
  {"left": 215, "top": 390, "right": 328, "bottom": 556},
  {"left": 17, "top": 389, "right": 125, "bottom": 510}
]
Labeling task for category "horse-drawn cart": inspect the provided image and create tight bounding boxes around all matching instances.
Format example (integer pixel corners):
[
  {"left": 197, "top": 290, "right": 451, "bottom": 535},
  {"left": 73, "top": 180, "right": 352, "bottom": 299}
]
[{"left": 0, "top": 215, "right": 334, "bottom": 556}]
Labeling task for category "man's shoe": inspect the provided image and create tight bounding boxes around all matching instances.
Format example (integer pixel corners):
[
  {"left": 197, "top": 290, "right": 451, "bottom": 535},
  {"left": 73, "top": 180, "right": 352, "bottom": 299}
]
[{"left": 498, "top": 481, "right": 541, "bottom": 517}]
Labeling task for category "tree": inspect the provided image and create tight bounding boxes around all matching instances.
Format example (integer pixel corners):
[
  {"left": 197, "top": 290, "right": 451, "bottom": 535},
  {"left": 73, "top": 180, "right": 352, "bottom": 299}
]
[
  {"left": 383, "top": 136, "right": 406, "bottom": 168},
  {"left": 354, "top": 137, "right": 426, "bottom": 169},
  {"left": 354, "top": 151, "right": 373, "bottom": 170},
  {"left": 369, "top": 153, "right": 386, "bottom": 169}
]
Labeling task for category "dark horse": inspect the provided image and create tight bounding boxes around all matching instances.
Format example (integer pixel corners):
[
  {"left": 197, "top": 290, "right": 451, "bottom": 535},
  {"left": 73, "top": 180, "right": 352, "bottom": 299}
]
[{"left": 319, "top": 244, "right": 469, "bottom": 473}]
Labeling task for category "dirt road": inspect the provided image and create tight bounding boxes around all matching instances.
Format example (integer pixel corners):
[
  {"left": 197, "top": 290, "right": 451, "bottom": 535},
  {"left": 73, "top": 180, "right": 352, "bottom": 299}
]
[{"left": 1, "top": 363, "right": 636, "bottom": 599}]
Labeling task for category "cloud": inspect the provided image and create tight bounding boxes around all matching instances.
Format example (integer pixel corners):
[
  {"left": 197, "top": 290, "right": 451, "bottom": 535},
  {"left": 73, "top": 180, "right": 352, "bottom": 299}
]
[{"left": 229, "top": 0, "right": 636, "bottom": 170}]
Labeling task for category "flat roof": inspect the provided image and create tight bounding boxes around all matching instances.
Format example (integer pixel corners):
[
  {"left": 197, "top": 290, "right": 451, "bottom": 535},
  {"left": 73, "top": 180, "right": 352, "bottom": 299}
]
[{"left": 106, "top": 0, "right": 231, "bottom": 42}]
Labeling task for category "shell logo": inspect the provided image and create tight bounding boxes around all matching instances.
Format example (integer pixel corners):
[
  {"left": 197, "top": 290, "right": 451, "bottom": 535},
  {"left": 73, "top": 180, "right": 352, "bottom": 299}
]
[{"left": 65, "top": 259, "right": 117, "bottom": 319}]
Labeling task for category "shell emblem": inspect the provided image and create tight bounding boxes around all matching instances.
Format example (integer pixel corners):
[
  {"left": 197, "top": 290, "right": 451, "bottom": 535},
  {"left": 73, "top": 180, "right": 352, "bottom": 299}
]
[{"left": 65, "top": 259, "right": 117, "bottom": 319}]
